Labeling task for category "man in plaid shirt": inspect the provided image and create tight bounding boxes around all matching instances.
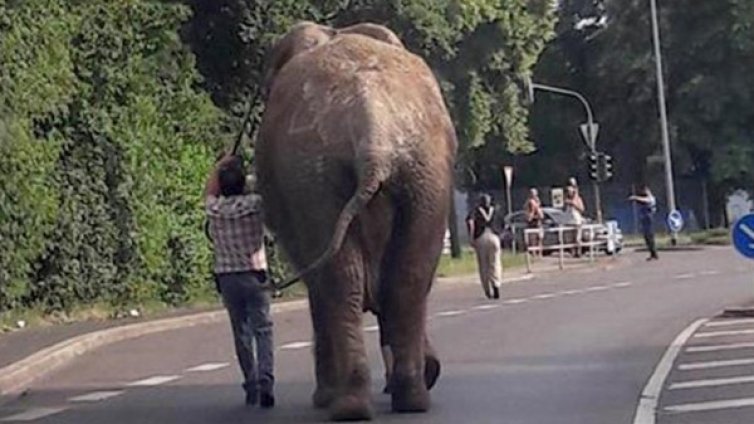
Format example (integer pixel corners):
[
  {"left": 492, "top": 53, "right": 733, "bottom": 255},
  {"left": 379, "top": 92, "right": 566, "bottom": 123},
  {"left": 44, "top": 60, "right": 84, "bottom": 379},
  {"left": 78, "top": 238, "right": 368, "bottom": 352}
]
[{"left": 205, "top": 153, "right": 274, "bottom": 408}]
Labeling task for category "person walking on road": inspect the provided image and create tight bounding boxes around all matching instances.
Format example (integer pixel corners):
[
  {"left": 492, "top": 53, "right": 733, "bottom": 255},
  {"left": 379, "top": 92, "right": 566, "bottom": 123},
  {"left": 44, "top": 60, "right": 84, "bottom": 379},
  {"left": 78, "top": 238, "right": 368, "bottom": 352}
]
[
  {"left": 630, "top": 184, "right": 659, "bottom": 261},
  {"left": 205, "top": 153, "right": 275, "bottom": 408},
  {"left": 525, "top": 188, "right": 544, "bottom": 255},
  {"left": 467, "top": 194, "right": 502, "bottom": 299}
]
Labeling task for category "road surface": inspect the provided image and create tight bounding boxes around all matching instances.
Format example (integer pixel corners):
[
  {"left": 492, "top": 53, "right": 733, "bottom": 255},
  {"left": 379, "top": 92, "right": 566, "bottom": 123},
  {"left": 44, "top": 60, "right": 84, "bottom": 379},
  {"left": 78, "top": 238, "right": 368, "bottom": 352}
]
[{"left": 1, "top": 247, "right": 752, "bottom": 423}]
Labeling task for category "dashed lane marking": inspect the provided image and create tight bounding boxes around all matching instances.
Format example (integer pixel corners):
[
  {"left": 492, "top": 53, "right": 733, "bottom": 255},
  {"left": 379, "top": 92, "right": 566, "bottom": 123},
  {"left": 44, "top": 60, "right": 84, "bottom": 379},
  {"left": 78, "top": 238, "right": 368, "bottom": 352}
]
[
  {"left": 531, "top": 293, "right": 558, "bottom": 300},
  {"left": 68, "top": 390, "right": 124, "bottom": 402},
  {"left": 670, "top": 374, "right": 754, "bottom": 390},
  {"left": 502, "top": 299, "right": 528, "bottom": 305},
  {"left": 674, "top": 273, "right": 696, "bottom": 280},
  {"left": 664, "top": 397, "right": 754, "bottom": 414},
  {"left": 0, "top": 407, "right": 67, "bottom": 422},
  {"left": 678, "top": 357, "right": 754, "bottom": 371},
  {"left": 686, "top": 342, "right": 754, "bottom": 353},
  {"left": 471, "top": 304, "right": 500, "bottom": 311},
  {"left": 186, "top": 363, "right": 229, "bottom": 372},
  {"left": 126, "top": 375, "right": 181, "bottom": 387},
  {"left": 699, "top": 270, "right": 721, "bottom": 276},
  {"left": 705, "top": 318, "right": 754, "bottom": 328},
  {"left": 559, "top": 290, "right": 582, "bottom": 296},
  {"left": 694, "top": 329, "right": 754, "bottom": 339},
  {"left": 585, "top": 286, "right": 609, "bottom": 292},
  {"left": 612, "top": 281, "right": 633, "bottom": 288},
  {"left": 435, "top": 310, "right": 466, "bottom": 318},
  {"left": 279, "top": 341, "right": 312, "bottom": 351}
]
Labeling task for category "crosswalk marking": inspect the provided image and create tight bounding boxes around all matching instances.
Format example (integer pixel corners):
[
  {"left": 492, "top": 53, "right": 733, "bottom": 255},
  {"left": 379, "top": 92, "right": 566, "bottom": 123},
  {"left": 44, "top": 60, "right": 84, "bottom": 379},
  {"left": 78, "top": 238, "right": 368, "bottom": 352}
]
[
  {"left": 670, "top": 374, "right": 754, "bottom": 390},
  {"left": 69, "top": 390, "right": 124, "bottom": 402},
  {"left": 705, "top": 318, "right": 754, "bottom": 328},
  {"left": 687, "top": 341, "right": 754, "bottom": 353},
  {"left": 0, "top": 407, "right": 67, "bottom": 422},
  {"left": 126, "top": 375, "right": 180, "bottom": 387},
  {"left": 678, "top": 357, "right": 754, "bottom": 371},
  {"left": 186, "top": 363, "right": 229, "bottom": 372},
  {"left": 665, "top": 397, "right": 754, "bottom": 413},
  {"left": 694, "top": 329, "right": 754, "bottom": 338}
]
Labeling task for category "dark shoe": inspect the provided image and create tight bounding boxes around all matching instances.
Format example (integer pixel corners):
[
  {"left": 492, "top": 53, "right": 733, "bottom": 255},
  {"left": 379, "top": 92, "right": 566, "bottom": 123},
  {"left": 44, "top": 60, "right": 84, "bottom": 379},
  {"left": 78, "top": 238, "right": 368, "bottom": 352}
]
[
  {"left": 492, "top": 286, "right": 500, "bottom": 299},
  {"left": 260, "top": 391, "right": 275, "bottom": 409}
]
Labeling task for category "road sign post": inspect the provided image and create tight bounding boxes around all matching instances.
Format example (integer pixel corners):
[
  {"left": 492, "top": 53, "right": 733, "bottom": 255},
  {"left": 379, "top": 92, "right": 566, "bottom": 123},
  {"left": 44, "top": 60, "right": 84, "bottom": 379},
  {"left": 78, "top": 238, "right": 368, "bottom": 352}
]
[
  {"left": 732, "top": 213, "right": 754, "bottom": 259},
  {"left": 666, "top": 210, "right": 684, "bottom": 235},
  {"left": 503, "top": 165, "right": 515, "bottom": 254}
]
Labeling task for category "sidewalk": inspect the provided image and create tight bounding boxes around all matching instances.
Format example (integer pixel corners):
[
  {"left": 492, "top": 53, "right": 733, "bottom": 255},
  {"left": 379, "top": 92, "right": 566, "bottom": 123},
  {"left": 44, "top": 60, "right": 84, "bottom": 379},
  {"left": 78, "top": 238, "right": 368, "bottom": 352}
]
[{"left": 0, "top": 253, "right": 627, "bottom": 399}]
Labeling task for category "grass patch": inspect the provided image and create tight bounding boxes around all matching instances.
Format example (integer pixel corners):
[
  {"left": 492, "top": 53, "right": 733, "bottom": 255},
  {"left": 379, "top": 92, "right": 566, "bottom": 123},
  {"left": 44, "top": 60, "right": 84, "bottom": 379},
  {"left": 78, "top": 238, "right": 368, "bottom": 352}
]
[
  {"left": 436, "top": 248, "right": 525, "bottom": 278},
  {"left": 624, "top": 228, "right": 731, "bottom": 249}
]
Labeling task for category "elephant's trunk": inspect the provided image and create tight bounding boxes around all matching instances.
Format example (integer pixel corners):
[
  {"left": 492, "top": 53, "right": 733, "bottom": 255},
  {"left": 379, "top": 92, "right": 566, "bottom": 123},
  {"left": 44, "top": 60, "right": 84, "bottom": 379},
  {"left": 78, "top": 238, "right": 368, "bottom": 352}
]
[{"left": 277, "top": 169, "right": 383, "bottom": 289}]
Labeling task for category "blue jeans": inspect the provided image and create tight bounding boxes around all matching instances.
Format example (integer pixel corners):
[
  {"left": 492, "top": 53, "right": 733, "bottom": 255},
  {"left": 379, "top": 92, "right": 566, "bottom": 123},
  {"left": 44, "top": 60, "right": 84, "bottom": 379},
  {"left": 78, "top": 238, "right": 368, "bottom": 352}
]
[{"left": 215, "top": 271, "right": 274, "bottom": 393}]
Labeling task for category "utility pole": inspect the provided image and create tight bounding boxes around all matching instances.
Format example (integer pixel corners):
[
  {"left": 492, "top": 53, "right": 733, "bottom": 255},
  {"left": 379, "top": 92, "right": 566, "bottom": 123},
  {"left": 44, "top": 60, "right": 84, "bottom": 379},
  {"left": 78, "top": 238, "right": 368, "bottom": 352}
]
[{"left": 649, "top": 0, "right": 678, "bottom": 244}]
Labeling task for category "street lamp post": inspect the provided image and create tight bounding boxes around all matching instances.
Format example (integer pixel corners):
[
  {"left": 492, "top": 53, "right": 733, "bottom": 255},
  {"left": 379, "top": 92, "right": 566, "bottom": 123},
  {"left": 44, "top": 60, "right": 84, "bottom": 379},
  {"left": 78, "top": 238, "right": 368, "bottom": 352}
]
[
  {"left": 528, "top": 81, "right": 604, "bottom": 223},
  {"left": 649, "top": 0, "right": 678, "bottom": 244}
]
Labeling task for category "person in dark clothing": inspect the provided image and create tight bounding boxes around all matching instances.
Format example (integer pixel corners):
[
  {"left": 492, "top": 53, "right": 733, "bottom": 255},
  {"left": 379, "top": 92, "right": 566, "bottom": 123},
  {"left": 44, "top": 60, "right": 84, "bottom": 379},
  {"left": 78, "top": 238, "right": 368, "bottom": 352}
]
[
  {"left": 205, "top": 153, "right": 275, "bottom": 408},
  {"left": 630, "top": 185, "right": 659, "bottom": 261}
]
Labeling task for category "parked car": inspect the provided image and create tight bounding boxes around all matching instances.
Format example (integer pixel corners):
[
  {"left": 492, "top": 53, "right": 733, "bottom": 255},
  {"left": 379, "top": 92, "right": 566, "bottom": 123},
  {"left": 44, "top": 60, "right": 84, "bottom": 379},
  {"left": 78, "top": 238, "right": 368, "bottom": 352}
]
[{"left": 500, "top": 208, "right": 623, "bottom": 255}]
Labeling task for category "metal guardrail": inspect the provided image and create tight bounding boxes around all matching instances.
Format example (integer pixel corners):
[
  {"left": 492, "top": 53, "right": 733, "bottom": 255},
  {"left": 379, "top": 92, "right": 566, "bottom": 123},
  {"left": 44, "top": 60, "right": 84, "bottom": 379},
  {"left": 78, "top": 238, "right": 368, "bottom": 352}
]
[{"left": 523, "top": 224, "right": 604, "bottom": 273}]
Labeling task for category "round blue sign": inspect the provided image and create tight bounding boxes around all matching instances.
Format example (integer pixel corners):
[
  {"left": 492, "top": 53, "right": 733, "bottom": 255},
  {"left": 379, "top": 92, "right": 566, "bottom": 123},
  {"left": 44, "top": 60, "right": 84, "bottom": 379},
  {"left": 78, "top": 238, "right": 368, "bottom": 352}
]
[
  {"left": 732, "top": 214, "right": 754, "bottom": 259},
  {"left": 667, "top": 210, "right": 684, "bottom": 233}
]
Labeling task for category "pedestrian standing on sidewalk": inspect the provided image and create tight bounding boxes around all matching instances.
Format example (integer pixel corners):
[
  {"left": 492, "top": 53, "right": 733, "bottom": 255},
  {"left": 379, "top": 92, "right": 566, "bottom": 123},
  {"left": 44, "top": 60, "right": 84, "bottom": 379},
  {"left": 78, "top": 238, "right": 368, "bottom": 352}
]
[
  {"left": 629, "top": 184, "right": 659, "bottom": 261},
  {"left": 564, "top": 180, "right": 585, "bottom": 257},
  {"left": 525, "top": 188, "right": 544, "bottom": 255},
  {"left": 466, "top": 194, "right": 502, "bottom": 299},
  {"left": 205, "top": 153, "right": 275, "bottom": 408}
]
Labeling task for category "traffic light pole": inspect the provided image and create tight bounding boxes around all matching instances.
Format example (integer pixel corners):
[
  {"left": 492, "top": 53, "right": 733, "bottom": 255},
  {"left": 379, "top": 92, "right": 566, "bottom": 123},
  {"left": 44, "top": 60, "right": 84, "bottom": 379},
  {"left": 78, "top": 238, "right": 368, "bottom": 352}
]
[{"left": 529, "top": 82, "right": 604, "bottom": 223}]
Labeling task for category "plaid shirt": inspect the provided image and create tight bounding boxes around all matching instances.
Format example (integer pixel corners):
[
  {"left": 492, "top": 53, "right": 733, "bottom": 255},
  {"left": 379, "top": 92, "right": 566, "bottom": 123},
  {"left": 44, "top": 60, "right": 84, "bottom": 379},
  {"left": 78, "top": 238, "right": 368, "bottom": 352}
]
[{"left": 206, "top": 194, "right": 268, "bottom": 274}]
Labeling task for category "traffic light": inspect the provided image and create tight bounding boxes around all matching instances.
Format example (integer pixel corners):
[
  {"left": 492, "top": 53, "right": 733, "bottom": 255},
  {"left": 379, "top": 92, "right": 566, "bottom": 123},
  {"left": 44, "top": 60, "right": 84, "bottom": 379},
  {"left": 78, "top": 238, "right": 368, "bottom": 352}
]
[
  {"left": 588, "top": 152, "right": 599, "bottom": 181},
  {"left": 601, "top": 154, "right": 614, "bottom": 181}
]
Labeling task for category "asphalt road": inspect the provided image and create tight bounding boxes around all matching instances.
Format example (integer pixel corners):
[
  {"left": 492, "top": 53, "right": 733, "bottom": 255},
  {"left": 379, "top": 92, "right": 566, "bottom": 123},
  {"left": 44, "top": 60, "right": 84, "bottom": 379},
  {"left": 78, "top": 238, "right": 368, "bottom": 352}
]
[{"left": 1, "top": 248, "right": 752, "bottom": 424}]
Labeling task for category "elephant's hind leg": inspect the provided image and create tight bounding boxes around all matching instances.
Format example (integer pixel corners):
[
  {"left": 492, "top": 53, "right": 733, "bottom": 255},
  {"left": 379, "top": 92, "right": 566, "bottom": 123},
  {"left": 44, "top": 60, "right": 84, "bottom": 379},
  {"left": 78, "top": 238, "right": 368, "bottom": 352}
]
[
  {"left": 313, "top": 235, "right": 373, "bottom": 421},
  {"left": 382, "top": 194, "right": 447, "bottom": 413}
]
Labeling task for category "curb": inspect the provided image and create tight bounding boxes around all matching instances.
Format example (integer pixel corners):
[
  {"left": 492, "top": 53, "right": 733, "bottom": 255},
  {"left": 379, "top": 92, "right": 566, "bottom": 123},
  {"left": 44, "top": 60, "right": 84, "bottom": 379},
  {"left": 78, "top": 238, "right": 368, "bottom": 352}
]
[
  {"left": 721, "top": 307, "right": 754, "bottom": 318},
  {"left": 0, "top": 299, "right": 307, "bottom": 399}
]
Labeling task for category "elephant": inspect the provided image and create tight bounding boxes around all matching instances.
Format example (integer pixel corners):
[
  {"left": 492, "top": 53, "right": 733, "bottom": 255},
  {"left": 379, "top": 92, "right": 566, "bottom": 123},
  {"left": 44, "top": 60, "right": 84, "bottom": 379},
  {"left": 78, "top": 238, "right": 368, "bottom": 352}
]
[{"left": 256, "top": 21, "right": 457, "bottom": 421}]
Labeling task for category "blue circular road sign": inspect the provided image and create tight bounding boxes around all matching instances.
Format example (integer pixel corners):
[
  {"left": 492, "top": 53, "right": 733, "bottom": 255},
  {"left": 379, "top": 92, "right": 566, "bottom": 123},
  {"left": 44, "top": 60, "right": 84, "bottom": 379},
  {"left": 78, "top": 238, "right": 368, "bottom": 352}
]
[
  {"left": 667, "top": 210, "right": 684, "bottom": 233},
  {"left": 732, "top": 213, "right": 754, "bottom": 259}
]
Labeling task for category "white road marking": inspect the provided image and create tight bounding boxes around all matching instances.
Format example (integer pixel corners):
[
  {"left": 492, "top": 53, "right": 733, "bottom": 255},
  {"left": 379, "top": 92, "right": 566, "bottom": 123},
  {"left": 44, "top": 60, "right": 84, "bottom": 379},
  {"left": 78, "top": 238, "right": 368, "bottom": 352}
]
[
  {"left": 705, "top": 318, "right": 754, "bottom": 328},
  {"left": 0, "top": 407, "right": 67, "bottom": 422},
  {"left": 531, "top": 293, "right": 558, "bottom": 300},
  {"left": 664, "top": 397, "right": 754, "bottom": 414},
  {"left": 279, "top": 341, "right": 312, "bottom": 350},
  {"left": 612, "top": 281, "right": 633, "bottom": 288},
  {"left": 678, "top": 357, "right": 754, "bottom": 371},
  {"left": 127, "top": 375, "right": 181, "bottom": 387},
  {"left": 585, "top": 286, "right": 609, "bottom": 292},
  {"left": 699, "top": 270, "right": 721, "bottom": 276},
  {"left": 69, "top": 390, "right": 124, "bottom": 402},
  {"left": 186, "top": 362, "right": 229, "bottom": 372},
  {"left": 632, "top": 319, "right": 707, "bottom": 424},
  {"left": 694, "top": 329, "right": 754, "bottom": 338},
  {"left": 363, "top": 325, "right": 380, "bottom": 333},
  {"left": 435, "top": 310, "right": 466, "bottom": 318},
  {"left": 686, "top": 342, "right": 754, "bottom": 353},
  {"left": 471, "top": 304, "right": 500, "bottom": 311},
  {"left": 670, "top": 374, "right": 754, "bottom": 390},
  {"left": 674, "top": 273, "right": 696, "bottom": 280},
  {"left": 559, "top": 290, "right": 582, "bottom": 296},
  {"left": 503, "top": 298, "right": 528, "bottom": 305}
]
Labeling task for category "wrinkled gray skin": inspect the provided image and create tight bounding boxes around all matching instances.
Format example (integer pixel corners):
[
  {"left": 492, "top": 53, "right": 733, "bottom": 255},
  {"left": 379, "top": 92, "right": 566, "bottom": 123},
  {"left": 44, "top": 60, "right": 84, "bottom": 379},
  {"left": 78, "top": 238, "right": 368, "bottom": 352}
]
[{"left": 257, "top": 21, "right": 456, "bottom": 421}]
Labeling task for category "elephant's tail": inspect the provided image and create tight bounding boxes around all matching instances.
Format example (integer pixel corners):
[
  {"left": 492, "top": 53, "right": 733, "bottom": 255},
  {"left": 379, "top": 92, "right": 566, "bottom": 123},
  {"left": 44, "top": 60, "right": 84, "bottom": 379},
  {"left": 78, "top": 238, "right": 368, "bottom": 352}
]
[{"left": 276, "top": 171, "right": 382, "bottom": 290}]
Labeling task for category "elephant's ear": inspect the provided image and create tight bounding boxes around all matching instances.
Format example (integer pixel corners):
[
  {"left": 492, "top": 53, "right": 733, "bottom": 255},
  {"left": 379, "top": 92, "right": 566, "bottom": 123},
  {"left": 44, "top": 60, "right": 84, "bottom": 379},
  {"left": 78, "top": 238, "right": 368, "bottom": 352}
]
[
  {"left": 263, "top": 22, "right": 336, "bottom": 96},
  {"left": 337, "top": 23, "right": 404, "bottom": 49}
]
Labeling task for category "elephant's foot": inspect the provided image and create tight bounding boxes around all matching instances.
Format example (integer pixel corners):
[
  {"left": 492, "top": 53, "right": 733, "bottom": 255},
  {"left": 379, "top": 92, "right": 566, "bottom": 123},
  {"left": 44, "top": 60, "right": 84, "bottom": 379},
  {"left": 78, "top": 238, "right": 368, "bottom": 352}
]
[
  {"left": 329, "top": 394, "right": 373, "bottom": 421},
  {"left": 391, "top": 376, "right": 430, "bottom": 413},
  {"left": 424, "top": 354, "right": 441, "bottom": 390},
  {"left": 313, "top": 385, "right": 336, "bottom": 409}
]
